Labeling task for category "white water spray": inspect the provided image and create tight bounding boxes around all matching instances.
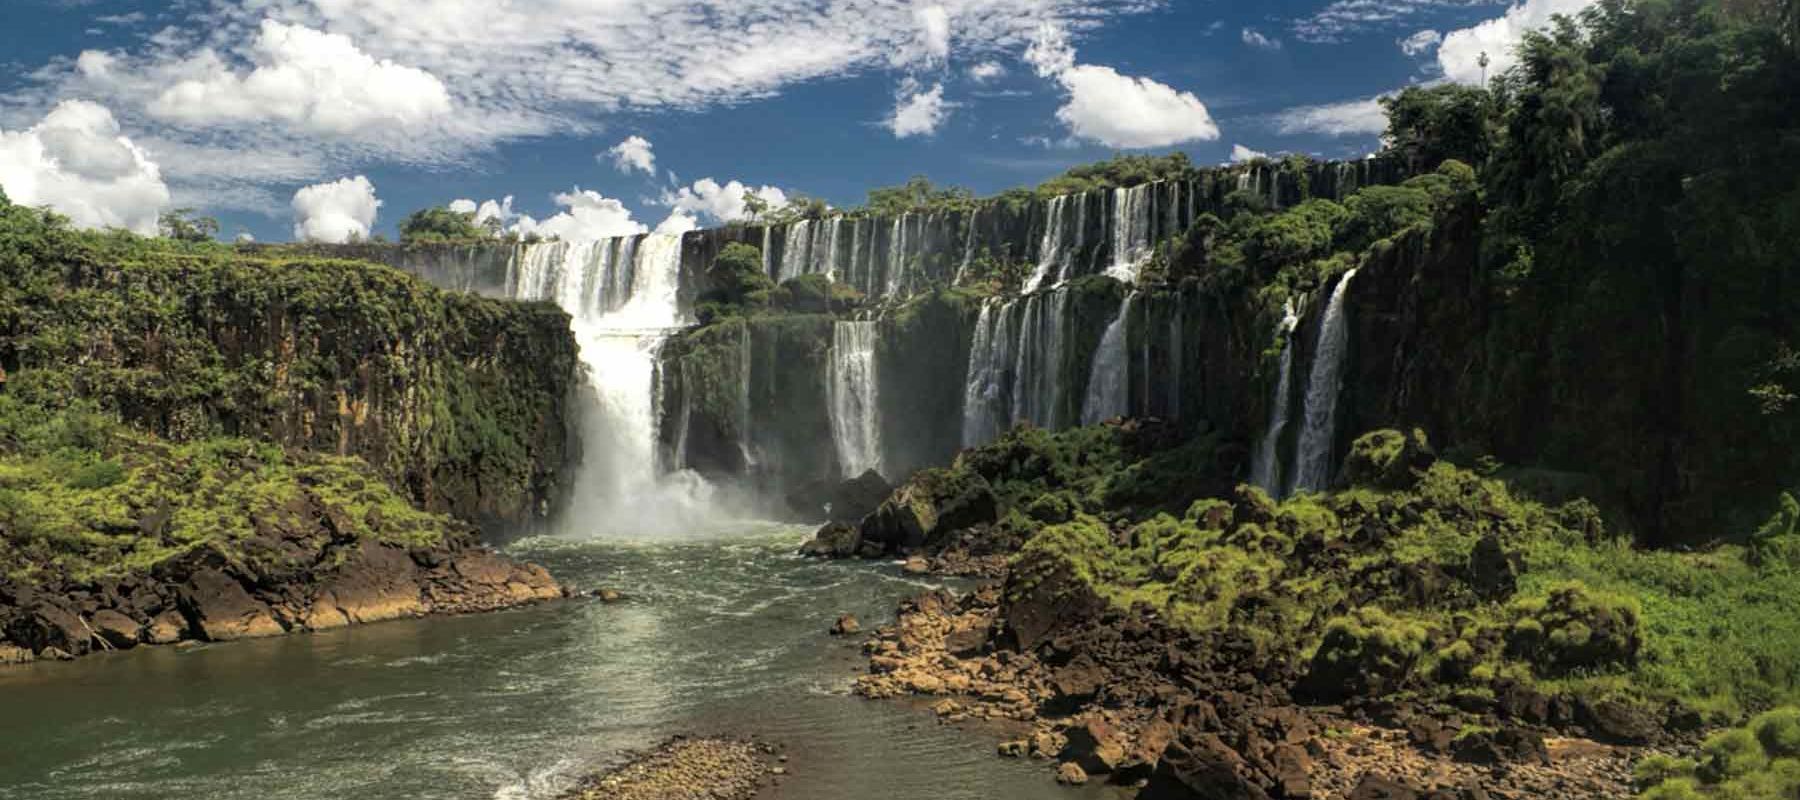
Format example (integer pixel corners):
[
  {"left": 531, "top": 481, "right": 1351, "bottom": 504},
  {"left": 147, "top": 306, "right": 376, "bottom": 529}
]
[
  {"left": 829, "top": 321, "right": 883, "bottom": 478},
  {"left": 1289, "top": 270, "right": 1358, "bottom": 496}
]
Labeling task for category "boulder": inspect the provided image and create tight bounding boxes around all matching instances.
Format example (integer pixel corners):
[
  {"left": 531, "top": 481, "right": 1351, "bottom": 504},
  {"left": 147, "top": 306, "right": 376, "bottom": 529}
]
[
  {"left": 304, "top": 543, "right": 425, "bottom": 630},
  {"left": 0, "top": 643, "right": 33, "bottom": 664},
  {"left": 1056, "top": 762, "right": 1090, "bottom": 786},
  {"left": 828, "top": 470, "right": 893, "bottom": 524},
  {"left": 1342, "top": 429, "right": 1436, "bottom": 490},
  {"left": 179, "top": 569, "right": 285, "bottom": 642},
  {"left": 901, "top": 557, "right": 930, "bottom": 575},
  {"left": 144, "top": 609, "right": 187, "bottom": 644},
  {"left": 1270, "top": 743, "right": 1312, "bottom": 799},
  {"left": 1576, "top": 697, "right": 1658, "bottom": 744},
  {"left": 1452, "top": 727, "right": 1550, "bottom": 766},
  {"left": 1468, "top": 534, "right": 1521, "bottom": 600},
  {"left": 6, "top": 600, "right": 90, "bottom": 656},
  {"left": 1139, "top": 734, "right": 1271, "bottom": 800},
  {"left": 944, "top": 626, "right": 987, "bottom": 658},
  {"left": 1349, "top": 775, "right": 1424, "bottom": 800},
  {"left": 858, "top": 469, "right": 997, "bottom": 554},
  {"left": 1050, "top": 658, "right": 1107, "bottom": 706},
  {"left": 88, "top": 609, "right": 141, "bottom": 649},
  {"left": 830, "top": 615, "right": 861, "bottom": 636},
  {"left": 799, "top": 523, "right": 860, "bottom": 558},
  {"left": 1059, "top": 717, "right": 1128, "bottom": 775}
]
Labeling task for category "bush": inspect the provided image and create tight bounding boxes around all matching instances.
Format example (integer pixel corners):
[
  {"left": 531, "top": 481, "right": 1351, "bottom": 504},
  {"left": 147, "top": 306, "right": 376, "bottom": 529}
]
[{"left": 1303, "top": 607, "right": 1431, "bottom": 700}]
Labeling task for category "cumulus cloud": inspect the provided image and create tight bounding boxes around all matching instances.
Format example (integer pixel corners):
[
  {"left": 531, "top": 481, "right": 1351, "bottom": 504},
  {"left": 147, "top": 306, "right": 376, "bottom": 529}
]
[
  {"left": 663, "top": 178, "right": 790, "bottom": 225},
  {"left": 887, "top": 80, "right": 950, "bottom": 138},
  {"left": 1439, "top": 0, "right": 1598, "bottom": 84},
  {"left": 1054, "top": 66, "right": 1219, "bottom": 148},
  {"left": 511, "top": 188, "right": 648, "bottom": 242},
  {"left": 1025, "top": 22, "right": 1220, "bottom": 149},
  {"left": 292, "top": 175, "right": 381, "bottom": 243},
  {"left": 967, "top": 61, "right": 1007, "bottom": 83},
  {"left": 606, "top": 136, "right": 657, "bottom": 176},
  {"left": 449, "top": 196, "right": 517, "bottom": 227},
  {"left": 1230, "top": 144, "right": 1269, "bottom": 163},
  {"left": 146, "top": 20, "right": 451, "bottom": 136},
  {"left": 1241, "top": 28, "right": 1282, "bottom": 50},
  {"left": 655, "top": 209, "right": 700, "bottom": 236},
  {"left": 0, "top": 100, "right": 169, "bottom": 234},
  {"left": 1274, "top": 96, "right": 1389, "bottom": 137},
  {"left": 915, "top": 5, "right": 952, "bottom": 63},
  {"left": 1399, "top": 29, "right": 1444, "bottom": 56}
]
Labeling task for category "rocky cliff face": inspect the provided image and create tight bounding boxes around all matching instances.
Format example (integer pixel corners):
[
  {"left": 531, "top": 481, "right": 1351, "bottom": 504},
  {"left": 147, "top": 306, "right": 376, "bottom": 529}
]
[{"left": 2, "top": 250, "right": 579, "bottom": 532}]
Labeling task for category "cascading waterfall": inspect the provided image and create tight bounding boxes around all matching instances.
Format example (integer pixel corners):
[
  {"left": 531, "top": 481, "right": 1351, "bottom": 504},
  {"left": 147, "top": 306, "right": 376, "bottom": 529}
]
[
  {"left": 778, "top": 220, "right": 811, "bottom": 283},
  {"left": 1081, "top": 292, "right": 1134, "bottom": 425},
  {"left": 514, "top": 232, "right": 719, "bottom": 533},
  {"left": 829, "top": 321, "right": 883, "bottom": 478},
  {"left": 1026, "top": 195, "right": 1068, "bottom": 292},
  {"left": 1250, "top": 299, "right": 1301, "bottom": 496},
  {"left": 1289, "top": 270, "right": 1358, "bottom": 496},
  {"left": 1010, "top": 290, "right": 1070, "bottom": 430},
  {"left": 961, "top": 300, "right": 1011, "bottom": 448},
  {"left": 1109, "top": 185, "right": 1154, "bottom": 283}
]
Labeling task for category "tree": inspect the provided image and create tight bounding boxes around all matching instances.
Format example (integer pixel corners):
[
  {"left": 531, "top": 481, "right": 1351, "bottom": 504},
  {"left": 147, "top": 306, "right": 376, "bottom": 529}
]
[
  {"left": 157, "top": 208, "right": 220, "bottom": 243},
  {"left": 701, "top": 243, "right": 775, "bottom": 307},
  {"left": 1381, "top": 85, "right": 1496, "bottom": 172},
  {"left": 742, "top": 193, "right": 770, "bottom": 223},
  {"left": 398, "top": 206, "right": 488, "bottom": 243}
]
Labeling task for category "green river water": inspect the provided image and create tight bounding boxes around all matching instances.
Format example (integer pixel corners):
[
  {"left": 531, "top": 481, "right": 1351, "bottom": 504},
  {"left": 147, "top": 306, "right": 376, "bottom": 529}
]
[{"left": 0, "top": 524, "right": 1125, "bottom": 799}]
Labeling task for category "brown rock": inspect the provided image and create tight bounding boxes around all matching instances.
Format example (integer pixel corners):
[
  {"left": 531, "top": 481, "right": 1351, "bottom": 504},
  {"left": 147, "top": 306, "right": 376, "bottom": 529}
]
[
  {"left": 180, "top": 569, "right": 285, "bottom": 642},
  {"left": 1348, "top": 775, "right": 1424, "bottom": 800},
  {"left": 1271, "top": 743, "right": 1312, "bottom": 798},
  {"left": 0, "top": 644, "right": 33, "bottom": 664},
  {"left": 1061, "top": 717, "right": 1129, "bottom": 775},
  {"left": 1056, "top": 762, "right": 1090, "bottom": 786},
  {"left": 1140, "top": 733, "right": 1271, "bottom": 800},
  {"left": 902, "top": 556, "right": 930, "bottom": 575},
  {"left": 830, "top": 614, "right": 861, "bottom": 636},
  {"left": 144, "top": 609, "right": 187, "bottom": 644},
  {"left": 88, "top": 609, "right": 141, "bottom": 649},
  {"left": 944, "top": 626, "right": 987, "bottom": 658},
  {"left": 8, "top": 600, "right": 90, "bottom": 656}
]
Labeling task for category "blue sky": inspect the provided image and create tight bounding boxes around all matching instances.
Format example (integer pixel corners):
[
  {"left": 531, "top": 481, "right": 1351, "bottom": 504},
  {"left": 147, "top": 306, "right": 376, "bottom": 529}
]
[{"left": 0, "top": 0, "right": 1581, "bottom": 242}]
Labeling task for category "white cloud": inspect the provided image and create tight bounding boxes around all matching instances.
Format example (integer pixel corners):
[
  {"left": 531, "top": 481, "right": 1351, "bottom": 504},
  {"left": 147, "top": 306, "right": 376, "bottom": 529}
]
[
  {"left": 663, "top": 178, "right": 790, "bottom": 225},
  {"left": 1293, "top": 0, "right": 1488, "bottom": 43},
  {"left": 292, "top": 175, "right": 380, "bottom": 243},
  {"left": 1025, "top": 21, "right": 1220, "bottom": 149},
  {"left": 887, "top": 80, "right": 949, "bottom": 138},
  {"left": 1274, "top": 96, "right": 1389, "bottom": 137},
  {"left": 606, "top": 135, "right": 657, "bottom": 176},
  {"left": 146, "top": 20, "right": 452, "bottom": 136},
  {"left": 655, "top": 209, "right": 700, "bottom": 236},
  {"left": 1399, "top": 29, "right": 1444, "bottom": 56},
  {"left": 1055, "top": 65, "right": 1219, "bottom": 148},
  {"left": 511, "top": 188, "right": 648, "bottom": 242},
  {"left": 915, "top": 5, "right": 952, "bottom": 64},
  {"left": 1241, "top": 28, "right": 1283, "bottom": 50},
  {"left": 968, "top": 61, "right": 1007, "bottom": 83},
  {"left": 0, "top": 100, "right": 170, "bottom": 234},
  {"left": 1439, "top": 0, "right": 1598, "bottom": 84},
  {"left": 450, "top": 196, "right": 517, "bottom": 227},
  {"left": 1230, "top": 144, "right": 1269, "bottom": 163}
]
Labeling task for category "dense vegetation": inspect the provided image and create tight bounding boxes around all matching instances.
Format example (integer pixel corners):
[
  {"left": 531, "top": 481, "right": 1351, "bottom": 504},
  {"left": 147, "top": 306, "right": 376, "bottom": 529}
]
[{"left": 0, "top": 194, "right": 579, "bottom": 584}]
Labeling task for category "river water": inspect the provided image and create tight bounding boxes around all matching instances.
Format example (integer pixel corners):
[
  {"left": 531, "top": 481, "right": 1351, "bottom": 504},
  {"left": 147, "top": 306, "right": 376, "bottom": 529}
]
[{"left": 0, "top": 525, "right": 1124, "bottom": 800}]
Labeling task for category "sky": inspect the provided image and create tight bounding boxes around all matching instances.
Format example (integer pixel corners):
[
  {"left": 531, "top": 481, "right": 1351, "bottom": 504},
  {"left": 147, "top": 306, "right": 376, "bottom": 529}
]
[{"left": 0, "top": 0, "right": 1596, "bottom": 243}]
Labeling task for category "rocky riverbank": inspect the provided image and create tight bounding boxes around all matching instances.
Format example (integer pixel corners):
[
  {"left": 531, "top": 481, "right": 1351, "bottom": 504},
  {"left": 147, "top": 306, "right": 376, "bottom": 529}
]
[
  {"left": 559, "top": 737, "right": 784, "bottom": 800},
  {"left": 852, "top": 584, "right": 1642, "bottom": 798}
]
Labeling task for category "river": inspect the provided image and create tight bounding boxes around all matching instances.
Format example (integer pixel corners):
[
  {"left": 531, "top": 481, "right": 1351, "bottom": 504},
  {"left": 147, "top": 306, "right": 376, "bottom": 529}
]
[{"left": 0, "top": 524, "right": 1125, "bottom": 800}]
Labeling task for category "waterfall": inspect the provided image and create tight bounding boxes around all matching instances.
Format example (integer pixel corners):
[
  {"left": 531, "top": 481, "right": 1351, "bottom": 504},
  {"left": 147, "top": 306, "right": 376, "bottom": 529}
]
[
  {"left": 1289, "top": 270, "right": 1358, "bottom": 496},
  {"left": 886, "top": 215, "right": 909, "bottom": 297},
  {"left": 1027, "top": 196, "right": 1067, "bottom": 292},
  {"left": 1250, "top": 299, "right": 1301, "bottom": 496},
  {"left": 1081, "top": 292, "right": 1133, "bottom": 425},
  {"left": 961, "top": 299, "right": 1011, "bottom": 448},
  {"left": 1109, "top": 185, "right": 1153, "bottom": 283},
  {"left": 829, "top": 321, "right": 882, "bottom": 478},
  {"left": 778, "top": 220, "right": 811, "bottom": 283},
  {"left": 1010, "top": 290, "right": 1070, "bottom": 430},
  {"left": 513, "top": 233, "right": 718, "bottom": 534},
  {"left": 1166, "top": 295, "right": 1183, "bottom": 420}
]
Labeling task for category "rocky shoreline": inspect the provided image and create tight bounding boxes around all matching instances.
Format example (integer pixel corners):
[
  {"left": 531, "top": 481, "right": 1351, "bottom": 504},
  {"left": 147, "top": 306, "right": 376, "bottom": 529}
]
[
  {"left": 559, "top": 736, "right": 785, "bottom": 800},
  {"left": 849, "top": 582, "right": 1645, "bottom": 798},
  {"left": 0, "top": 533, "right": 563, "bottom": 666}
]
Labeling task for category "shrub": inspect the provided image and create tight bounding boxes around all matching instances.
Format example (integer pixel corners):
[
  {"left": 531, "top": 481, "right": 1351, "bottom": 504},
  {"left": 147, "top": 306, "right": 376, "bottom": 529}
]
[{"left": 1303, "top": 607, "right": 1431, "bottom": 700}]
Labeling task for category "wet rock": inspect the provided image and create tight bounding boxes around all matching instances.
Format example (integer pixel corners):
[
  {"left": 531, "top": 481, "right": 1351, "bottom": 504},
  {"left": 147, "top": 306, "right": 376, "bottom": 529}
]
[
  {"left": 859, "top": 470, "right": 998, "bottom": 554},
  {"left": 88, "top": 609, "right": 141, "bottom": 649},
  {"left": 830, "top": 614, "right": 861, "bottom": 636},
  {"left": 1060, "top": 716, "right": 1128, "bottom": 775},
  {"left": 902, "top": 556, "right": 930, "bottom": 575},
  {"left": 799, "top": 523, "right": 859, "bottom": 558},
  {"left": 592, "top": 588, "right": 624, "bottom": 603},
  {"left": 560, "top": 736, "right": 774, "bottom": 800},
  {"left": 179, "top": 569, "right": 285, "bottom": 642},
  {"left": 0, "top": 643, "right": 32, "bottom": 664},
  {"left": 144, "top": 609, "right": 187, "bottom": 644},
  {"left": 999, "top": 740, "right": 1029, "bottom": 758},
  {"left": 1056, "top": 761, "right": 1090, "bottom": 786},
  {"left": 828, "top": 470, "right": 893, "bottom": 524},
  {"left": 303, "top": 542, "right": 425, "bottom": 630}
]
